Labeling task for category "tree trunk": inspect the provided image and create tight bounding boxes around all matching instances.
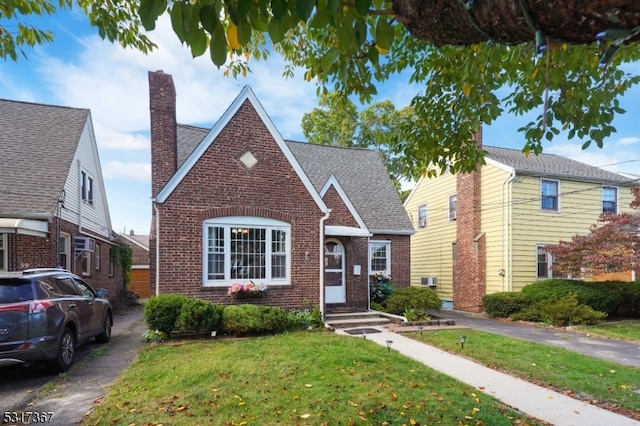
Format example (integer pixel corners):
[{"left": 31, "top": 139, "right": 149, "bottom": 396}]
[{"left": 392, "top": 0, "right": 640, "bottom": 46}]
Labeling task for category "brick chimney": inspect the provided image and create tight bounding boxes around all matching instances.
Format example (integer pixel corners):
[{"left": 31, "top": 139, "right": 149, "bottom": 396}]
[
  {"left": 453, "top": 129, "right": 486, "bottom": 312},
  {"left": 149, "top": 70, "right": 177, "bottom": 198}
]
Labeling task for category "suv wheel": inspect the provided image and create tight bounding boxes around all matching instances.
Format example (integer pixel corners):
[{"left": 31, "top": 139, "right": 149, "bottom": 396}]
[
  {"left": 95, "top": 312, "right": 112, "bottom": 343},
  {"left": 46, "top": 327, "right": 75, "bottom": 373}
]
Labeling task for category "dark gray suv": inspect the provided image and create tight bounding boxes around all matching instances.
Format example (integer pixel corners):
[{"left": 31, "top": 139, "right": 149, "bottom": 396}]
[{"left": 0, "top": 268, "right": 112, "bottom": 372}]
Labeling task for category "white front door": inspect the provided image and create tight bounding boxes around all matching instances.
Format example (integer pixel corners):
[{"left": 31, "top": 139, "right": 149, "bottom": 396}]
[{"left": 324, "top": 240, "right": 345, "bottom": 304}]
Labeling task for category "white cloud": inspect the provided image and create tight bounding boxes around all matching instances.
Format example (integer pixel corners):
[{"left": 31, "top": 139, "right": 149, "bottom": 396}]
[
  {"left": 94, "top": 123, "right": 149, "bottom": 151},
  {"left": 618, "top": 136, "right": 640, "bottom": 145},
  {"left": 102, "top": 160, "right": 151, "bottom": 183}
]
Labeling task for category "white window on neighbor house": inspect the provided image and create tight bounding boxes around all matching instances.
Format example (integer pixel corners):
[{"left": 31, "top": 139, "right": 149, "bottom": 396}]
[
  {"left": 369, "top": 240, "right": 391, "bottom": 275},
  {"left": 95, "top": 243, "right": 101, "bottom": 270},
  {"left": 541, "top": 179, "right": 559, "bottom": 212},
  {"left": 417, "top": 204, "right": 427, "bottom": 228},
  {"left": 81, "top": 251, "right": 91, "bottom": 276},
  {"left": 536, "top": 245, "right": 552, "bottom": 279},
  {"left": 448, "top": 194, "right": 457, "bottom": 221},
  {"left": 81, "top": 171, "right": 94, "bottom": 206},
  {"left": 58, "top": 232, "right": 71, "bottom": 270},
  {"left": 602, "top": 186, "right": 618, "bottom": 214},
  {"left": 0, "top": 234, "right": 5, "bottom": 271},
  {"left": 203, "top": 217, "right": 290, "bottom": 286}
]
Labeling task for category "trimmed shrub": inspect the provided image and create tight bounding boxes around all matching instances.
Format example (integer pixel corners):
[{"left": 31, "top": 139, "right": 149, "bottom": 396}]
[
  {"left": 144, "top": 294, "right": 190, "bottom": 333},
  {"left": 221, "top": 304, "right": 290, "bottom": 335},
  {"left": 605, "top": 281, "right": 640, "bottom": 317},
  {"left": 520, "top": 279, "right": 623, "bottom": 315},
  {"left": 175, "top": 298, "right": 221, "bottom": 336},
  {"left": 287, "top": 306, "right": 324, "bottom": 330},
  {"left": 385, "top": 287, "right": 441, "bottom": 316},
  {"left": 370, "top": 280, "right": 395, "bottom": 304},
  {"left": 482, "top": 292, "right": 529, "bottom": 318},
  {"left": 538, "top": 294, "right": 607, "bottom": 326}
]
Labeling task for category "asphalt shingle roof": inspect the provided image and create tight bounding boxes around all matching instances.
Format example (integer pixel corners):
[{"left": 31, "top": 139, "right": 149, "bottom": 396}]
[
  {"left": 286, "top": 141, "right": 413, "bottom": 232},
  {"left": 485, "top": 146, "right": 637, "bottom": 185},
  {"left": 0, "top": 99, "right": 88, "bottom": 215},
  {"left": 176, "top": 124, "right": 413, "bottom": 232}
]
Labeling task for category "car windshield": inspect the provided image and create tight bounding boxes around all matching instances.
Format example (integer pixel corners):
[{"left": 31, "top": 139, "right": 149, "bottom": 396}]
[{"left": 0, "top": 280, "right": 34, "bottom": 303}]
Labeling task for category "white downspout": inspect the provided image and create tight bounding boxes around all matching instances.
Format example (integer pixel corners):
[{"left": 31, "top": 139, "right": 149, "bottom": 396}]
[
  {"left": 77, "top": 160, "right": 83, "bottom": 235},
  {"left": 503, "top": 169, "right": 516, "bottom": 292},
  {"left": 319, "top": 209, "right": 331, "bottom": 318},
  {"left": 153, "top": 202, "right": 160, "bottom": 296}
]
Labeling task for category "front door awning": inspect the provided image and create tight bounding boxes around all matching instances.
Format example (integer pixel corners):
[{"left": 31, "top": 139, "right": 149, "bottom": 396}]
[
  {"left": 325, "top": 225, "right": 372, "bottom": 238},
  {"left": 0, "top": 218, "right": 49, "bottom": 237}
]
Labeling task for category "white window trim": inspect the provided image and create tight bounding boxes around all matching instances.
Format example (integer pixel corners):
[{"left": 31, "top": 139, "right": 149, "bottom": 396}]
[
  {"left": 417, "top": 204, "right": 427, "bottom": 228},
  {"left": 81, "top": 251, "right": 91, "bottom": 276},
  {"left": 540, "top": 178, "right": 560, "bottom": 212},
  {"left": 602, "top": 185, "right": 619, "bottom": 214},
  {"left": 448, "top": 194, "right": 457, "bottom": 222},
  {"left": 0, "top": 234, "right": 5, "bottom": 272},
  {"left": 81, "top": 170, "right": 95, "bottom": 206},
  {"left": 59, "top": 232, "right": 71, "bottom": 270},
  {"left": 536, "top": 244, "right": 553, "bottom": 279},
  {"left": 202, "top": 216, "right": 291, "bottom": 287},
  {"left": 95, "top": 243, "right": 101, "bottom": 270},
  {"left": 369, "top": 240, "right": 391, "bottom": 276}
]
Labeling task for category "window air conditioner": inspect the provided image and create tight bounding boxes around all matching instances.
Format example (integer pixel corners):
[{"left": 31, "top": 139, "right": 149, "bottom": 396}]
[
  {"left": 420, "top": 276, "right": 437, "bottom": 287},
  {"left": 74, "top": 236, "right": 95, "bottom": 252}
]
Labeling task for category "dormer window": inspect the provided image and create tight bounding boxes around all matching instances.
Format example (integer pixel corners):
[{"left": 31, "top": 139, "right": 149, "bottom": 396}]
[{"left": 81, "top": 171, "right": 94, "bottom": 205}]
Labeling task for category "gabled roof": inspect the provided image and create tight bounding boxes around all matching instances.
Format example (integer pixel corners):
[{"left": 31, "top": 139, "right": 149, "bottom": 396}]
[
  {"left": 0, "top": 99, "right": 89, "bottom": 215},
  {"left": 119, "top": 232, "right": 150, "bottom": 250},
  {"left": 485, "top": 146, "right": 637, "bottom": 185},
  {"left": 156, "top": 86, "right": 327, "bottom": 214},
  {"left": 286, "top": 140, "right": 414, "bottom": 233},
  {"left": 173, "top": 118, "right": 414, "bottom": 233}
]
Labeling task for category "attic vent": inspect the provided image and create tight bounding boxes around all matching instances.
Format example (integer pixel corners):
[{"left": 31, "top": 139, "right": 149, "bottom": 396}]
[
  {"left": 420, "top": 276, "right": 437, "bottom": 287},
  {"left": 239, "top": 151, "right": 258, "bottom": 169},
  {"left": 74, "top": 236, "right": 95, "bottom": 252}
]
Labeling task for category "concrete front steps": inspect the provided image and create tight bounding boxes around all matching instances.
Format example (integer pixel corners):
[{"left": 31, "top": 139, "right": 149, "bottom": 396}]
[{"left": 325, "top": 311, "right": 400, "bottom": 329}]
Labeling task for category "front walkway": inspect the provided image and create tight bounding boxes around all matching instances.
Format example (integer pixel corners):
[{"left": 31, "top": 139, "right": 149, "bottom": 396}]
[{"left": 335, "top": 327, "right": 640, "bottom": 426}]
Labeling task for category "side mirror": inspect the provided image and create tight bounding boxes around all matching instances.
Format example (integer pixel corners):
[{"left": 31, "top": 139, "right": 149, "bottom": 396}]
[{"left": 96, "top": 288, "right": 108, "bottom": 298}]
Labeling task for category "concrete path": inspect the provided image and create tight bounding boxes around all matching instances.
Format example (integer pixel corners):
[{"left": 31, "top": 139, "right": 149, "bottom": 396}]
[{"left": 337, "top": 320, "right": 640, "bottom": 426}]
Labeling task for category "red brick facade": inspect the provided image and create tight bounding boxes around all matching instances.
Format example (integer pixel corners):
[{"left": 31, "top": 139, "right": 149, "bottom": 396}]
[
  {"left": 453, "top": 132, "right": 486, "bottom": 312},
  {"left": 4, "top": 219, "right": 124, "bottom": 300},
  {"left": 149, "top": 71, "right": 412, "bottom": 311}
]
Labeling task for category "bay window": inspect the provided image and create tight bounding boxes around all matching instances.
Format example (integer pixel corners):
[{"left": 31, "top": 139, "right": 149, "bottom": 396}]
[{"left": 203, "top": 217, "right": 290, "bottom": 286}]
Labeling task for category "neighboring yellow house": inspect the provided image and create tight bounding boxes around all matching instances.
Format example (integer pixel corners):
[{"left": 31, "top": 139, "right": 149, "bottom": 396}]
[{"left": 404, "top": 139, "right": 638, "bottom": 312}]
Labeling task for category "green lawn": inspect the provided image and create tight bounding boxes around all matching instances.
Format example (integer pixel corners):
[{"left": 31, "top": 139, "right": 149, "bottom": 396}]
[
  {"left": 410, "top": 329, "right": 640, "bottom": 418},
  {"left": 84, "top": 332, "right": 544, "bottom": 425},
  {"left": 573, "top": 320, "right": 640, "bottom": 341}
]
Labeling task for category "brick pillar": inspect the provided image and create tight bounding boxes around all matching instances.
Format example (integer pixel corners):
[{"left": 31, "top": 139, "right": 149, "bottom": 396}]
[
  {"left": 453, "top": 130, "right": 486, "bottom": 312},
  {"left": 148, "top": 70, "right": 177, "bottom": 198}
]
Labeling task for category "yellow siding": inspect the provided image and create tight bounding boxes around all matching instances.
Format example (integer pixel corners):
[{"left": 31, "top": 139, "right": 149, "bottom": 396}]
[
  {"left": 479, "top": 164, "right": 512, "bottom": 295},
  {"left": 405, "top": 172, "right": 457, "bottom": 300},
  {"left": 510, "top": 177, "right": 636, "bottom": 291}
]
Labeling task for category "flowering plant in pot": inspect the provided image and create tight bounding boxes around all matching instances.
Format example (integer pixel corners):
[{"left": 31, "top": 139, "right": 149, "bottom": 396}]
[{"left": 227, "top": 281, "right": 268, "bottom": 298}]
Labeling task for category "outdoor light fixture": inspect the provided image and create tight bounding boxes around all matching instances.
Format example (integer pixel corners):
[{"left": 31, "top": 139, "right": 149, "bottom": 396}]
[
  {"left": 418, "top": 326, "right": 424, "bottom": 337},
  {"left": 386, "top": 340, "right": 393, "bottom": 352},
  {"left": 460, "top": 335, "right": 467, "bottom": 350},
  {"left": 363, "top": 330, "right": 367, "bottom": 340}
]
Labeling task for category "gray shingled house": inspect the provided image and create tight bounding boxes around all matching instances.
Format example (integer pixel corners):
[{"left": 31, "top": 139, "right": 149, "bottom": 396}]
[
  {"left": 404, "top": 135, "right": 639, "bottom": 312},
  {"left": 0, "top": 99, "right": 124, "bottom": 297},
  {"left": 149, "top": 70, "right": 413, "bottom": 315}
]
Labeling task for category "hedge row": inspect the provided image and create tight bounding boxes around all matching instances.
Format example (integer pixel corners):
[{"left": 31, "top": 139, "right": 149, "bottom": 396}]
[
  {"left": 483, "top": 279, "right": 640, "bottom": 326},
  {"left": 143, "top": 294, "right": 324, "bottom": 337}
]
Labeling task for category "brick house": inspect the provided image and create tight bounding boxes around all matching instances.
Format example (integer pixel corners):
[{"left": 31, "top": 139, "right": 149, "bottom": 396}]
[
  {"left": 0, "top": 99, "right": 125, "bottom": 298},
  {"left": 148, "top": 70, "right": 413, "bottom": 314}
]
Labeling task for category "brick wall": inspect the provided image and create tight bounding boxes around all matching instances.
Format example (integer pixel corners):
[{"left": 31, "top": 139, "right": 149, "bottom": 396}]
[
  {"left": 6, "top": 219, "right": 124, "bottom": 301},
  {"left": 150, "top": 86, "right": 325, "bottom": 309},
  {"left": 453, "top": 131, "right": 486, "bottom": 312},
  {"left": 323, "top": 186, "right": 359, "bottom": 228}
]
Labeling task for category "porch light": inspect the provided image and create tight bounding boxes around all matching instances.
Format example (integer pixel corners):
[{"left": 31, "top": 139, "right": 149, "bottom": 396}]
[
  {"left": 418, "top": 326, "right": 424, "bottom": 336},
  {"left": 362, "top": 330, "right": 367, "bottom": 340},
  {"left": 460, "top": 335, "right": 467, "bottom": 350},
  {"left": 386, "top": 340, "right": 393, "bottom": 352}
]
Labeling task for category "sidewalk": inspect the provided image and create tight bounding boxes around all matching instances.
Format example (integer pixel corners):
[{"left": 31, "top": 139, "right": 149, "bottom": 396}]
[
  {"left": 335, "top": 326, "right": 640, "bottom": 426},
  {"left": 336, "top": 311, "right": 640, "bottom": 426}
]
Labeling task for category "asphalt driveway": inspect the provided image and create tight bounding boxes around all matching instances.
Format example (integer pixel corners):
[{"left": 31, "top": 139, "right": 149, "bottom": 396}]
[{"left": 2, "top": 305, "right": 147, "bottom": 426}]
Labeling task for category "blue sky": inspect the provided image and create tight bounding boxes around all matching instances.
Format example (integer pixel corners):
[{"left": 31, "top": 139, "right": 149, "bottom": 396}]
[{"left": 1, "top": 9, "right": 639, "bottom": 235}]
